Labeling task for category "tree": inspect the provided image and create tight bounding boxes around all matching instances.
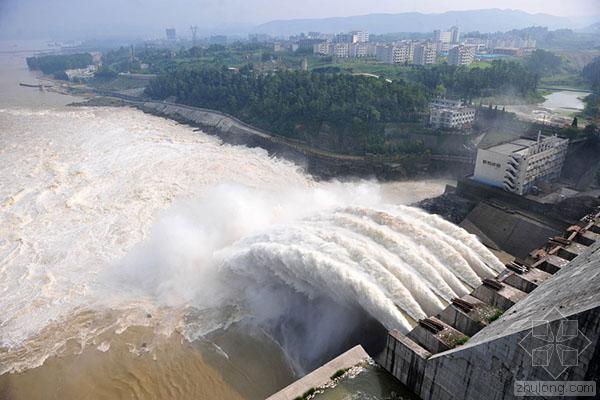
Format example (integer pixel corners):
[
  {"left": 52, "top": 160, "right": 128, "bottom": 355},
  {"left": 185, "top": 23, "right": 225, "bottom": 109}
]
[
  {"left": 145, "top": 67, "right": 429, "bottom": 155},
  {"left": 582, "top": 57, "right": 600, "bottom": 92},
  {"left": 524, "top": 49, "right": 563, "bottom": 76},
  {"left": 26, "top": 53, "right": 93, "bottom": 75}
]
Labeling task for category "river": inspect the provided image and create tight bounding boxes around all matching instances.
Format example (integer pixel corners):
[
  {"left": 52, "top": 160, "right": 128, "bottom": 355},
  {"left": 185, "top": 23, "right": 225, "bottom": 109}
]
[
  {"left": 503, "top": 90, "right": 589, "bottom": 126},
  {"left": 540, "top": 90, "right": 588, "bottom": 116},
  {"left": 0, "top": 41, "right": 502, "bottom": 399}
]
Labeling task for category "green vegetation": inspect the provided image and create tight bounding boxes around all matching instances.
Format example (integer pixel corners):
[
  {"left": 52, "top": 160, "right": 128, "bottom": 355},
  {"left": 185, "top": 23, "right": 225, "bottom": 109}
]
[
  {"left": 26, "top": 53, "right": 93, "bottom": 76},
  {"left": 581, "top": 94, "right": 600, "bottom": 122},
  {"left": 449, "top": 336, "right": 469, "bottom": 348},
  {"left": 330, "top": 368, "right": 350, "bottom": 380},
  {"left": 298, "top": 387, "right": 316, "bottom": 399},
  {"left": 582, "top": 57, "right": 600, "bottom": 93},
  {"left": 406, "top": 60, "right": 539, "bottom": 101},
  {"left": 145, "top": 66, "right": 429, "bottom": 155},
  {"left": 484, "top": 309, "right": 504, "bottom": 323},
  {"left": 524, "top": 49, "right": 563, "bottom": 76}
]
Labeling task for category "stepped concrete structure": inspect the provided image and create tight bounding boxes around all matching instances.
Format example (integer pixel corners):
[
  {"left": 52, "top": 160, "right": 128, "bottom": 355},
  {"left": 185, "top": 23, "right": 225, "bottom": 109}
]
[{"left": 381, "top": 207, "right": 600, "bottom": 400}]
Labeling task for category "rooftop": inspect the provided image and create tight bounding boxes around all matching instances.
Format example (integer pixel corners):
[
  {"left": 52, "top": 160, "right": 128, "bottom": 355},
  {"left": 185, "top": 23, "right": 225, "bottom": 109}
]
[
  {"left": 485, "top": 141, "right": 532, "bottom": 156},
  {"left": 483, "top": 136, "right": 565, "bottom": 156}
]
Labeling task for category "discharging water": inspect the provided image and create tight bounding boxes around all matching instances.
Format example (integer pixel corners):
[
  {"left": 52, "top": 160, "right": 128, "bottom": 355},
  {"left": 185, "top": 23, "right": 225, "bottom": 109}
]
[{"left": 0, "top": 41, "right": 503, "bottom": 399}]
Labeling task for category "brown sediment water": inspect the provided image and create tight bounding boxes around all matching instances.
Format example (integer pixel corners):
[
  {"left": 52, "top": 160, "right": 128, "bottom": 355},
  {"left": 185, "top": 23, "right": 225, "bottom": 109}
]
[{"left": 0, "top": 323, "right": 296, "bottom": 400}]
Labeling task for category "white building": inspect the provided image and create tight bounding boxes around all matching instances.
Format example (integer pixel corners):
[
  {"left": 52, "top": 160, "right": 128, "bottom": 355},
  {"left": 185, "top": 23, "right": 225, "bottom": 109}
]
[
  {"left": 349, "top": 43, "right": 369, "bottom": 57},
  {"left": 376, "top": 42, "right": 414, "bottom": 64},
  {"left": 448, "top": 45, "right": 475, "bottom": 66},
  {"left": 65, "top": 65, "right": 97, "bottom": 81},
  {"left": 450, "top": 26, "right": 460, "bottom": 44},
  {"left": 394, "top": 43, "right": 413, "bottom": 64},
  {"left": 413, "top": 42, "right": 437, "bottom": 65},
  {"left": 332, "top": 43, "right": 350, "bottom": 58},
  {"left": 429, "top": 98, "right": 476, "bottom": 130},
  {"left": 313, "top": 42, "right": 350, "bottom": 57},
  {"left": 434, "top": 29, "right": 452, "bottom": 43},
  {"left": 351, "top": 31, "right": 369, "bottom": 43},
  {"left": 473, "top": 135, "right": 569, "bottom": 195},
  {"left": 313, "top": 42, "right": 331, "bottom": 55}
]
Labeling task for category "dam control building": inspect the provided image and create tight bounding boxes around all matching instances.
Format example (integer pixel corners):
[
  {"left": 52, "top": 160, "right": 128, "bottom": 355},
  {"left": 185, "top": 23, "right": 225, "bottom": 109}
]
[{"left": 473, "top": 135, "right": 568, "bottom": 195}]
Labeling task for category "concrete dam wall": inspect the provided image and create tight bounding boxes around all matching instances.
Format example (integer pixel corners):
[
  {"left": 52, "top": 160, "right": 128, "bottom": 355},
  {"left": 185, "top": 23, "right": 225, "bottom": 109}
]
[{"left": 382, "top": 208, "right": 600, "bottom": 400}]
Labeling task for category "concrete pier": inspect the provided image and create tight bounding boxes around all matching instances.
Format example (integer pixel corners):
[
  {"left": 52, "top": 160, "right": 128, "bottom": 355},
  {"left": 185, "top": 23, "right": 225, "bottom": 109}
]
[{"left": 266, "top": 345, "right": 370, "bottom": 400}]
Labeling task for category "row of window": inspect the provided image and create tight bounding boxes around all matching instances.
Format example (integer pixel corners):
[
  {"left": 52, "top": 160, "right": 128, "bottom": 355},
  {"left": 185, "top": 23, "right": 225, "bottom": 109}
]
[{"left": 482, "top": 159, "right": 501, "bottom": 168}]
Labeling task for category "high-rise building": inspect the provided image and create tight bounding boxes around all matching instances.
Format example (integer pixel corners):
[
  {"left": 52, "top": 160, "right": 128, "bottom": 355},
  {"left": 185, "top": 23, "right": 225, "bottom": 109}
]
[
  {"left": 349, "top": 43, "right": 369, "bottom": 57},
  {"left": 448, "top": 45, "right": 475, "bottom": 66},
  {"left": 333, "top": 33, "right": 354, "bottom": 43},
  {"left": 473, "top": 135, "right": 569, "bottom": 195},
  {"left": 450, "top": 26, "right": 460, "bottom": 44},
  {"left": 434, "top": 29, "right": 452, "bottom": 43},
  {"left": 413, "top": 42, "right": 437, "bottom": 65},
  {"left": 332, "top": 43, "right": 350, "bottom": 58},
  {"left": 166, "top": 28, "right": 177, "bottom": 41},
  {"left": 313, "top": 42, "right": 331, "bottom": 55},
  {"left": 351, "top": 30, "right": 369, "bottom": 43},
  {"left": 376, "top": 42, "right": 414, "bottom": 64}
]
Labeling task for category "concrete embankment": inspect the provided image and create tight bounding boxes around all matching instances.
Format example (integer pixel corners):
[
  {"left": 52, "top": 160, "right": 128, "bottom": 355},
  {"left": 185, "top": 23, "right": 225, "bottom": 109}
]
[
  {"left": 266, "top": 345, "right": 370, "bottom": 400},
  {"left": 133, "top": 101, "right": 418, "bottom": 180}
]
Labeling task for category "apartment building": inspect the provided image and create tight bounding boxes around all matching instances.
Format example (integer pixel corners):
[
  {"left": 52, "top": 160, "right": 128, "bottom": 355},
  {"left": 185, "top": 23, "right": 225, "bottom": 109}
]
[
  {"left": 351, "top": 30, "right": 370, "bottom": 43},
  {"left": 434, "top": 29, "right": 452, "bottom": 43},
  {"left": 429, "top": 98, "right": 476, "bottom": 130},
  {"left": 376, "top": 42, "right": 414, "bottom": 64},
  {"left": 448, "top": 45, "right": 475, "bottom": 66},
  {"left": 473, "top": 135, "right": 569, "bottom": 195},
  {"left": 413, "top": 42, "right": 437, "bottom": 65}
]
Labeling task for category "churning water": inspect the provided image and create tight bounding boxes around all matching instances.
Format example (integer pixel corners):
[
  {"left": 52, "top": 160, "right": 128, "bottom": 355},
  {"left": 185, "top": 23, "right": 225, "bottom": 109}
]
[{"left": 0, "top": 43, "right": 503, "bottom": 399}]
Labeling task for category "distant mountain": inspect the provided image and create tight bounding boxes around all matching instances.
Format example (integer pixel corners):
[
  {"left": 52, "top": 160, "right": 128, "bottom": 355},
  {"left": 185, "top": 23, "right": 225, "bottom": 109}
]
[{"left": 252, "top": 9, "right": 598, "bottom": 36}]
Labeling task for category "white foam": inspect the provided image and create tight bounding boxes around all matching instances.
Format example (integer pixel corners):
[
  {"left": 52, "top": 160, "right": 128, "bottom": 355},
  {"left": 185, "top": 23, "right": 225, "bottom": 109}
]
[{"left": 0, "top": 105, "right": 497, "bottom": 374}]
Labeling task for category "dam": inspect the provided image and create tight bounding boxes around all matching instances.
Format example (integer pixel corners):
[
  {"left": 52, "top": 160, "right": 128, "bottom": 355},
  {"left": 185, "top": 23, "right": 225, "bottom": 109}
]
[{"left": 270, "top": 206, "right": 600, "bottom": 399}]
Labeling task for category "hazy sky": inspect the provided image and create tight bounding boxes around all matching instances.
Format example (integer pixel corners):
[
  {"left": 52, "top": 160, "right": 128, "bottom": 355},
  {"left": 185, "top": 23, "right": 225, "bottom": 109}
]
[{"left": 0, "top": 0, "right": 598, "bottom": 38}]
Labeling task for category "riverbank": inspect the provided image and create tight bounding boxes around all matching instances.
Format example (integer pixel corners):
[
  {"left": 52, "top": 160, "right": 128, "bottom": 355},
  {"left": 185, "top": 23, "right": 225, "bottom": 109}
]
[{"left": 69, "top": 94, "right": 439, "bottom": 180}]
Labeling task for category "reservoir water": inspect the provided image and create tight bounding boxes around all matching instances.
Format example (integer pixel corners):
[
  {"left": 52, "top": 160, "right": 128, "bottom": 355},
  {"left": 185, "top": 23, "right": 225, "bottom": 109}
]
[
  {"left": 0, "top": 41, "right": 502, "bottom": 399},
  {"left": 541, "top": 90, "right": 588, "bottom": 115}
]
